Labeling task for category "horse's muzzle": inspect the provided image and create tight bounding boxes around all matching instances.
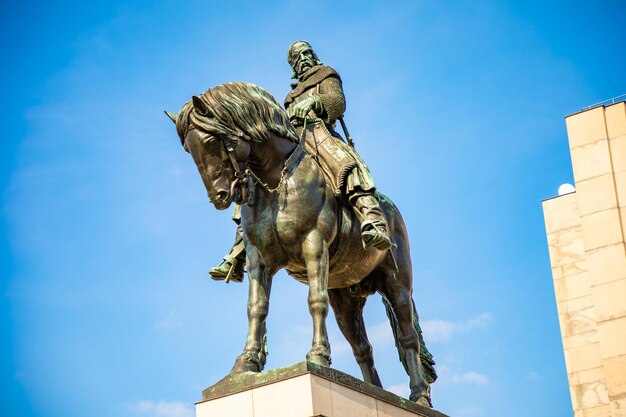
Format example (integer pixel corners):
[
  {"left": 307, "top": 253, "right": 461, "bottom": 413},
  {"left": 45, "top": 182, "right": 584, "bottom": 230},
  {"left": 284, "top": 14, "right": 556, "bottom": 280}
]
[
  {"left": 209, "top": 190, "right": 231, "bottom": 210},
  {"left": 208, "top": 178, "right": 240, "bottom": 210}
]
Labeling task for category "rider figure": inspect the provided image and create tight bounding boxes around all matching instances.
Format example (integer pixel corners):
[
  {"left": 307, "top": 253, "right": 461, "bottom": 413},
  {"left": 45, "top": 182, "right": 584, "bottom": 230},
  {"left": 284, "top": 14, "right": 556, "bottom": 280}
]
[{"left": 210, "top": 40, "right": 392, "bottom": 282}]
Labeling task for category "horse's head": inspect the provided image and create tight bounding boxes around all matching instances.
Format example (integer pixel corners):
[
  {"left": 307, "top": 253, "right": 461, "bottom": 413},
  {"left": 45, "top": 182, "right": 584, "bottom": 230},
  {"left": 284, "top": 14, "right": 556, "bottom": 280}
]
[
  {"left": 165, "top": 82, "right": 298, "bottom": 210},
  {"left": 166, "top": 98, "right": 250, "bottom": 210}
]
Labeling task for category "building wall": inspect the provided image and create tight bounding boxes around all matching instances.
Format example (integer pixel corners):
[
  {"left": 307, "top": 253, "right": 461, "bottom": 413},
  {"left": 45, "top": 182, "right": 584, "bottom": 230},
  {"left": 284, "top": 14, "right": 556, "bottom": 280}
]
[{"left": 543, "top": 101, "right": 626, "bottom": 417}]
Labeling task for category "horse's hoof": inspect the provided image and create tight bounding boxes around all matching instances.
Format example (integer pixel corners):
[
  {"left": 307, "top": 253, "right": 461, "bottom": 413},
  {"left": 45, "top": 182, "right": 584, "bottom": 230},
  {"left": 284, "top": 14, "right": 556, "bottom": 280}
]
[
  {"left": 306, "top": 354, "right": 331, "bottom": 367},
  {"left": 410, "top": 393, "right": 432, "bottom": 408},
  {"left": 231, "top": 352, "right": 262, "bottom": 373},
  {"left": 306, "top": 347, "right": 331, "bottom": 367}
]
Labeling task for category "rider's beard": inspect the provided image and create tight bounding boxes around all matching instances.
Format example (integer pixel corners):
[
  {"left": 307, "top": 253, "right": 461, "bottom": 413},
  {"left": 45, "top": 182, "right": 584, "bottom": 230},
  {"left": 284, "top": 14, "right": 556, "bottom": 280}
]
[{"left": 297, "top": 59, "right": 314, "bottom": 79}]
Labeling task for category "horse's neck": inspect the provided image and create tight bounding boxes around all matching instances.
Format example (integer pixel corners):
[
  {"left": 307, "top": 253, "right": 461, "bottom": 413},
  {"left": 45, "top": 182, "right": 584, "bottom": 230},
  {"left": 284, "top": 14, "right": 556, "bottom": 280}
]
[{"left": 249, "top": 135, "right": 297, "bottom": 189}]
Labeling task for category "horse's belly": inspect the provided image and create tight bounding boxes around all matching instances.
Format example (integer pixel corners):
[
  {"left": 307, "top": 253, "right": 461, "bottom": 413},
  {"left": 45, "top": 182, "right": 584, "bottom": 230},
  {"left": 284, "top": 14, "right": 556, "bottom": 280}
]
[
  {"left": 287, "top": 245, "right": 385, "bottom": 289},
  {"left": 327, "top": 221, "right": 386, "bottom": 288}
]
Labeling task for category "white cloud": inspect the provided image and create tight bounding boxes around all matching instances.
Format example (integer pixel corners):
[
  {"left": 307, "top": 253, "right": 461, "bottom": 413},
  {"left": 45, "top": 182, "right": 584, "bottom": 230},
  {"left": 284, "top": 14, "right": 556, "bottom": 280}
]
[
  {"left": 451, "top": 371, "right": 489, "bottom": 385},
  {"left": 366, "top": 321, "right": 395, "bottom": 345},
  {"left": 422, "top": 313, "right": 492, "bottom": 342},
  {"left": 308, "top": 313, "right": 491, "bottom": 360},
  {"left": 129, "top": 400, "right": 194, "bottom": 417},
  {"left": 421, "top": 319, "right": 457, "bottom": 342},
  {"left": 154, "top": 310, "right": 183, "bottom": 331},
  {"left": 463, "top": 313, "right": 493, "bottom": 329},
  {"left": 386, "top": 382, "right": 410, "bottom": 398},
  {"left": 435, "top": 365, "right": 490, "bottom": 386}
]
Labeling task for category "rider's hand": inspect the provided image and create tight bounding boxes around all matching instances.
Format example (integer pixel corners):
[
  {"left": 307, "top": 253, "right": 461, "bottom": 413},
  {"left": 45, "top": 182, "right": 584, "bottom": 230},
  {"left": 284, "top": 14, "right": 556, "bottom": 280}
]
[{"left": 289, "top": 96, "right": 321, "bottom": 121}]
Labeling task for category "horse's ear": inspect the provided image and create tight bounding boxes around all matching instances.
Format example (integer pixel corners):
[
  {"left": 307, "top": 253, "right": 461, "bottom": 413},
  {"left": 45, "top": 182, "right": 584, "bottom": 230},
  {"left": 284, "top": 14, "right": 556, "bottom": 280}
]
[
  {"left": 192, "top": 95, "right": 213, "bottom": 118},
  {"left": 164, "top": 110, "right": 177, "bottom": 125}
]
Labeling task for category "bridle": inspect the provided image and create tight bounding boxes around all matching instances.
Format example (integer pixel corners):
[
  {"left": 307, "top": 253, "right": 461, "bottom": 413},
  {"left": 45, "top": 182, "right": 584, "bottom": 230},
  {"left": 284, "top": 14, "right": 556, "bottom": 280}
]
[
  {"left": 218, "top": 119, "right": 308, "bottom": 201},
  {"left": 222, "top": 139, "right": 249, "bottom": 187}
]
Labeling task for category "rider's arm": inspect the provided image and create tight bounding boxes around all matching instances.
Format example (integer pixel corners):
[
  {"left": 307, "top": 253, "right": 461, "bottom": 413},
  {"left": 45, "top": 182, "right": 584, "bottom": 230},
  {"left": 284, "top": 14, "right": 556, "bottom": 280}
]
[{"left": 316, "top": 76, "right": 346, "bottom": 124}]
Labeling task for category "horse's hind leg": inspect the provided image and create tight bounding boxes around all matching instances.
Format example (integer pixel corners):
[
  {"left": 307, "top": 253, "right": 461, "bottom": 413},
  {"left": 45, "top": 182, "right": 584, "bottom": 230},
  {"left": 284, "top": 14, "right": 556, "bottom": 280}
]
[
  {"left": 328, "top": 287, "right": 382, "bottom": 387},
  {"left": 377, "top": 259, "right": 431, "bottom": 407},
  {"left": 231, "top": 246, "right": 273, "bottom": 374}
]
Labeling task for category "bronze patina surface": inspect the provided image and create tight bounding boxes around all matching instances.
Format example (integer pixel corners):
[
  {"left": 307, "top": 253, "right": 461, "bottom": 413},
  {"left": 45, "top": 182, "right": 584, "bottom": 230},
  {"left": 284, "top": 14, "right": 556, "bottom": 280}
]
[
  {"left": 211, "top": 40, "right": 392, "bottom": 282},
  {"left": 166, "top": 41, "right": 437, "bottom": 407}
]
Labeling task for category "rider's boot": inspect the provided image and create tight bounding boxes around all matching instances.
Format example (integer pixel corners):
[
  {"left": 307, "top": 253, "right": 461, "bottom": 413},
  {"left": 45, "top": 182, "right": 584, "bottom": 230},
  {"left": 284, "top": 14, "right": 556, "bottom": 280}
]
[
  {"left": 210, "top": 225, "right": 246, "bottom": 283},
  {"left": 351, "top": 194, "right": 394, "bottom": 250}
]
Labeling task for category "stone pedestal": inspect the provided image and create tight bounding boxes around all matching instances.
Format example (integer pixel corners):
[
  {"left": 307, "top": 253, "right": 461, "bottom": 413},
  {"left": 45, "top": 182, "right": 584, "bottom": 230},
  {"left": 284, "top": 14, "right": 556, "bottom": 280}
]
[{"left": 196, "top": 362, "right": 448, "bottom": 417}]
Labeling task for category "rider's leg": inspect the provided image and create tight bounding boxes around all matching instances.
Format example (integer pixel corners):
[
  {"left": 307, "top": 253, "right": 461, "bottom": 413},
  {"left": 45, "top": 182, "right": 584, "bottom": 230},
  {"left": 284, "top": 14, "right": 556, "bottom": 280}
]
[
  {"left": 209, "top": 225, "right": 246, "bottom": 283},
  {"left": 210, "top": 205, "right": 247, "bottom": 282},
  {"left": 349, "top": 192, "right": 394, "bottom": 250}
]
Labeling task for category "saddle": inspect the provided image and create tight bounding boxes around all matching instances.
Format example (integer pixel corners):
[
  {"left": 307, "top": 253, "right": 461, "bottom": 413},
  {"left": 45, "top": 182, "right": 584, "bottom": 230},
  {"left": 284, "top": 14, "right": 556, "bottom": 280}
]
[{"left": 300, "top": 120, "right": 358, "bottom": 197}]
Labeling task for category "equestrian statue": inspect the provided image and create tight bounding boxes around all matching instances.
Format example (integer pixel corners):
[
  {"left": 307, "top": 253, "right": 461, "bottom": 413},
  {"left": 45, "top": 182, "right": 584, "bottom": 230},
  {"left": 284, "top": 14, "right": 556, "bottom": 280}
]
[{"left": 165, "top": 41, "right": 437, "bottom": 407}]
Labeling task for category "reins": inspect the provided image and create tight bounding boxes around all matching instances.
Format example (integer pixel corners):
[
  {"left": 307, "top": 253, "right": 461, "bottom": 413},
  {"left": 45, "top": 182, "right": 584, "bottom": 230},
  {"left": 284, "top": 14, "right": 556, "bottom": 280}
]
[{"left": 222, "top": 118, "right": 308, "bottom": 196}]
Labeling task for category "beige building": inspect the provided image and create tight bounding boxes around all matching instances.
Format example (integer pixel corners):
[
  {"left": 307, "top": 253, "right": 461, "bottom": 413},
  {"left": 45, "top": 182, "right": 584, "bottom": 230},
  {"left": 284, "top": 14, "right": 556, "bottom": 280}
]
[{"left": 542, "top": 99, "right": 626, "bottom": 417}]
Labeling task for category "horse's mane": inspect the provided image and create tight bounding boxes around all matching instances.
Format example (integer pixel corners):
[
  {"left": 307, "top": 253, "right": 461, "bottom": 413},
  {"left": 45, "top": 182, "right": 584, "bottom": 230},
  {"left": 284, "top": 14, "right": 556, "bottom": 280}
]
[{"left": 176, "top": 82, "right": 299, "bottom": 146}]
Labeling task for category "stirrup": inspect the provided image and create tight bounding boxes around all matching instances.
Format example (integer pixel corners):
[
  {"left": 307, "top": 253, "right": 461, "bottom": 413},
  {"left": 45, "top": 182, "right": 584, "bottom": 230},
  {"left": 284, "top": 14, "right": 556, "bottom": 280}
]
[
  {"left": 209, "top": 257, "right": 244, "bottom": 283},
  {"left": 360, "top": 220, "right": 394, "bottom": 250}
]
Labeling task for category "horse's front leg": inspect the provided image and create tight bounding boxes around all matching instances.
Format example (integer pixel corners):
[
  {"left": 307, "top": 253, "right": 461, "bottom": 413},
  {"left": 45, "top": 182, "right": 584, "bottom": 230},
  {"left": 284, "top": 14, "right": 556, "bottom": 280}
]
[
  {"left": 302, "top": 229, "right": 331, "bottom": 367},
  {"left": 231, "top": 246, "right": 273, "bottom": 374}
]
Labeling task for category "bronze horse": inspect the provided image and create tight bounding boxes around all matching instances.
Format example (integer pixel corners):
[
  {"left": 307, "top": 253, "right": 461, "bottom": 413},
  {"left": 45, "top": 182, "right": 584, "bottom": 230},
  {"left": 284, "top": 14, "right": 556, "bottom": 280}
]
[{"left": 167, "top": 82, "right": 436, "bottom": 406}]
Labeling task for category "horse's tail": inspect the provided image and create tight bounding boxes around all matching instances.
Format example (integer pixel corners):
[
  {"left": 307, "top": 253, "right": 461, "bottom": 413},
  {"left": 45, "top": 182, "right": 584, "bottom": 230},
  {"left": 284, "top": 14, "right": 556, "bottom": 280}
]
[{"left": 382, "top": 296, "right": 437, "bottom": 384}]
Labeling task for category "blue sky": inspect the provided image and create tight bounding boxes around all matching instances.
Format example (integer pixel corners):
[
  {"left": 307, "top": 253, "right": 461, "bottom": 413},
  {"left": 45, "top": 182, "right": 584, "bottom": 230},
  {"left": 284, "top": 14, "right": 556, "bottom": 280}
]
[{"left": 2, "top": 1, "right": 625, "bottom": 417}]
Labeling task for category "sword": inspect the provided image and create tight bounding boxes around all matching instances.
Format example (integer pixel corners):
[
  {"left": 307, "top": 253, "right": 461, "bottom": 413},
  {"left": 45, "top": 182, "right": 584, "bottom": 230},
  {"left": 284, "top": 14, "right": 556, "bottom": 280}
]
[{"left": 338, "top": 116, "right": 355, "bottom": 148}]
